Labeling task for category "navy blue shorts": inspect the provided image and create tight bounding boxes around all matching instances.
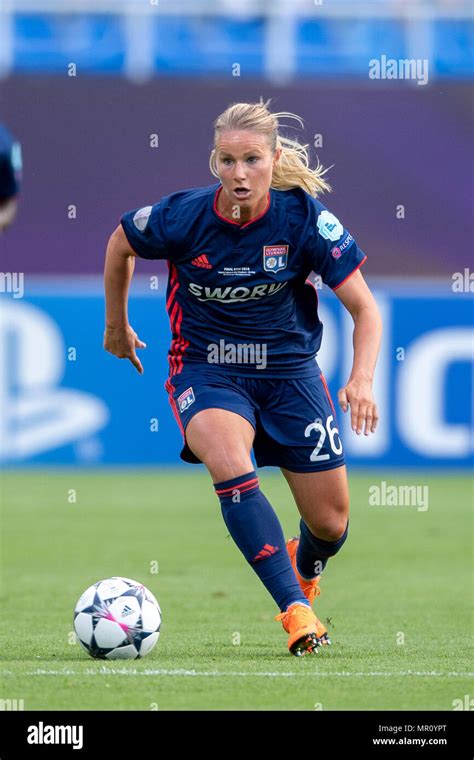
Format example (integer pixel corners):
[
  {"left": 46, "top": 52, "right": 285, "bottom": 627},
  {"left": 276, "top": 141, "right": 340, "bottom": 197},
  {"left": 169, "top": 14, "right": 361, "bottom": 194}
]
[{"left": 165, "top": 367, "right": 346, "bottom": 473}]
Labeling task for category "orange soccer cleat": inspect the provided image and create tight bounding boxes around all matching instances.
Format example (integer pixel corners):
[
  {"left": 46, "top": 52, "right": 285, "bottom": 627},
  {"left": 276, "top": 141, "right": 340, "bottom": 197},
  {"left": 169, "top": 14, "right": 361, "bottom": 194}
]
[
  {"left": 286, "top": 536, "right": 330, "bottom": 645},
  {"left": 275, "top": 602, "right": 321, "bottom": 656}
]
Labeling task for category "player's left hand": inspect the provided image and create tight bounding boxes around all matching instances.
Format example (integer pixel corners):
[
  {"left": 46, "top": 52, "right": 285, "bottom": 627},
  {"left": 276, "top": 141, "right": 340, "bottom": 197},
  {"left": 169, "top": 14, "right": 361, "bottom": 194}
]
[{"left": 338, "top": 379, "right": 378, "bottom": 435}]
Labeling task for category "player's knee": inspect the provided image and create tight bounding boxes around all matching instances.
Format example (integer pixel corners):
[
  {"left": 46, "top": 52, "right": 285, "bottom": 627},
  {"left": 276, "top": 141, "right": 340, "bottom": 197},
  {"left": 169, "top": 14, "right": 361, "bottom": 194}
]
[
  {"left": 307, "top": 510, "right": 348, "bottom": 543},
  {"left": 185, "top": 410, "right": 254, "bottom": 481},
  {"left": 200, "top": 448, "right": 253, "bottom": 483},
  {"left": 322, "top": 520, "right": 348, "bottom": 543}
]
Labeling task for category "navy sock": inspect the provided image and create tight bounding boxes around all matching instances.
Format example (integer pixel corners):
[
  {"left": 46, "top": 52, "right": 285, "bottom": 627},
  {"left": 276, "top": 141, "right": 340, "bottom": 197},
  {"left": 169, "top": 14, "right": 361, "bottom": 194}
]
[
  {"left": 297, "top": 519, "right": 349, "bottom": 580},
  {"left": 214, "top": 471, "right": 309, "bottom": 612}
]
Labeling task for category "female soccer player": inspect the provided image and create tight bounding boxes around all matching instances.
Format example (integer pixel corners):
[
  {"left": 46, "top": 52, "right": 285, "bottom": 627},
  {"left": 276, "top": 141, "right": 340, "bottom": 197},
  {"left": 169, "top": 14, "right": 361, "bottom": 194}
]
[{"left": 104, "top": 100, "right": 382, "bottom": 656}]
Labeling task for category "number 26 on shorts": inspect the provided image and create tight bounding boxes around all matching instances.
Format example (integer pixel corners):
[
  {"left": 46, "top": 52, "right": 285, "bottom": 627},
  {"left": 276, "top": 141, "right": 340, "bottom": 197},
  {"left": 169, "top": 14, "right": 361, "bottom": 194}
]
[{"left": 305, "top": 415, "right": 343, "bottom": 462}]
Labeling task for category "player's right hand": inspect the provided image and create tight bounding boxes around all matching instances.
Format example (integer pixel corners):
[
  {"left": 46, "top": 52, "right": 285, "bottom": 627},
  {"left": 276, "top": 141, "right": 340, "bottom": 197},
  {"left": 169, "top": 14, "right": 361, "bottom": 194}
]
[{"left": 103, "top": 324, "right": 147, "bottom": 374}]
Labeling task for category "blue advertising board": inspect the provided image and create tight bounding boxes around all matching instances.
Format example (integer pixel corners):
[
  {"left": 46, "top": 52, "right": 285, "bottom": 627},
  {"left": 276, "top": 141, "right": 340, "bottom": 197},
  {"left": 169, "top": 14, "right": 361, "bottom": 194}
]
[{"left": 1, "top": 279, "right": 472, "bottom": 469}]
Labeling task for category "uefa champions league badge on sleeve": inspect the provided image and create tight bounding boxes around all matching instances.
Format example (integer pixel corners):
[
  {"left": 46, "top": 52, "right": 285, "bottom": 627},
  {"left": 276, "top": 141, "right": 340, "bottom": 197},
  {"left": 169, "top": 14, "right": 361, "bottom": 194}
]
[
  {"left": 263, "top": 245, "right": 289, "bottom": 273},
  {"left": 133, "top": 206, "right": 152, "bottom": 231},
  {"left": 178, "top": 387, "right": 195, "bottom": 413},
  {"left": 331, "top": 233, "right": 353, "bottom": 259},
  {"left": 317, "top": 210, "right": 344, "bottom": 242}
]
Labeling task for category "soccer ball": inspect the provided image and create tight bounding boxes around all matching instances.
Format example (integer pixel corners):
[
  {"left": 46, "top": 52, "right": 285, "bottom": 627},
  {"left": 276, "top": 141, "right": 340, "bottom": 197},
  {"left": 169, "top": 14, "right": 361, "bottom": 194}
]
[{"left": 73, "top": 576, "right": 161, "bottom": 660}]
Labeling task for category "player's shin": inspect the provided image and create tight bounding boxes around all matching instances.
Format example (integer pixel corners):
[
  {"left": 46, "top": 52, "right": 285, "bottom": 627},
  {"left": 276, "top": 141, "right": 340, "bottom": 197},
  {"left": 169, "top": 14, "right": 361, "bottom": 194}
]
[
  {"left": 297, "top": 518, "right": 349, "bottom": 579},
  {"left": 213, "top": 471, "right": 309, "bottom": 613}
]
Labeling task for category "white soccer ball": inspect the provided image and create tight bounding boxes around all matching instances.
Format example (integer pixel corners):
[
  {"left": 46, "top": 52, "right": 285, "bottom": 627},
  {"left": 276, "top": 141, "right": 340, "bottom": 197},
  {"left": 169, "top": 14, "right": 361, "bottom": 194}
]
[{"left": 73, "top": 577, "right": 161, "bottom": 660}]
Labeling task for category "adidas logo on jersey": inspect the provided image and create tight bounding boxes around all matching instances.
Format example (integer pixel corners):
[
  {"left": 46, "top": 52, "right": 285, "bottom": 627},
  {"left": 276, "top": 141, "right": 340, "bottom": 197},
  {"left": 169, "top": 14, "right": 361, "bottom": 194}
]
[{"left": 191, "top": 254, "right": 212, "bottom": 269}]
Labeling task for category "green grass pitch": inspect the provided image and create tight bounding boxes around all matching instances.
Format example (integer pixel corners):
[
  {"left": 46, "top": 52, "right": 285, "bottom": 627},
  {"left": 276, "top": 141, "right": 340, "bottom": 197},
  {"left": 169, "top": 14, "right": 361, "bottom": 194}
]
[{"left": 0, "top": 469, "right": 472, "bottom": 711}]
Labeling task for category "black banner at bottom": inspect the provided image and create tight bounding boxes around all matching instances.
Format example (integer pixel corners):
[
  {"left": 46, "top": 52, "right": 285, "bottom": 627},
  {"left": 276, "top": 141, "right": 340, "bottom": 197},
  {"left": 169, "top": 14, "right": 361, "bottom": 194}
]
[{"left": 0, "top": 709, "right": 471, "bottom": 757}]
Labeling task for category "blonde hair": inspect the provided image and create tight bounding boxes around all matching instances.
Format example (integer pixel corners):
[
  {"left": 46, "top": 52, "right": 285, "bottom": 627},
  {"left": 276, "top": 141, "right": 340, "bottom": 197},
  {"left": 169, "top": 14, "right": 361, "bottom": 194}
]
[{"left": 209, "top": 98, "right": 331, "bottom": 197}]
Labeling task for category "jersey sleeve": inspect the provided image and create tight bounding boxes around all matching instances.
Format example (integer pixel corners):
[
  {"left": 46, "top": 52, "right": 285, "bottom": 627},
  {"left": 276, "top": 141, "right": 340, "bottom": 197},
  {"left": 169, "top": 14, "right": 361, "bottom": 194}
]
[
  {"left": 304, "top": 197, "right": 367, "bottom": 290},
  {"left": 120, "top": 199, "right": 170, "bottom": 260}
]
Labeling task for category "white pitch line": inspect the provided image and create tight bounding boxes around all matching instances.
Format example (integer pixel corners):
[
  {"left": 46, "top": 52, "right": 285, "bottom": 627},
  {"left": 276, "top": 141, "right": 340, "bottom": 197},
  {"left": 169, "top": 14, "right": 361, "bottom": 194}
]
[{"left": 8, "top": 668, "right": 474, "bottom": 678}]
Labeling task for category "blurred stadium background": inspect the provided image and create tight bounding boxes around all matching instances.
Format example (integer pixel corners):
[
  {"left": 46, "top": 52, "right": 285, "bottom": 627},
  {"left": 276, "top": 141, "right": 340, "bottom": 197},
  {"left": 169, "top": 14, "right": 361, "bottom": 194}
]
[
  {"left": 0, "top": 0, "right": 472, "bottom": 712},
  {"left": 1, "top": 0, "right": 472, "bottom": 469}
]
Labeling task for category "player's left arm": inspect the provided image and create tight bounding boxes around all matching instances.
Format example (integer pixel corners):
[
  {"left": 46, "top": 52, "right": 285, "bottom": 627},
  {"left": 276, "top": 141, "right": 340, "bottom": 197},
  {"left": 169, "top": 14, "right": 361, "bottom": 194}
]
[{"left": 333, "top": 270, "right": 382, "bottom": 436}]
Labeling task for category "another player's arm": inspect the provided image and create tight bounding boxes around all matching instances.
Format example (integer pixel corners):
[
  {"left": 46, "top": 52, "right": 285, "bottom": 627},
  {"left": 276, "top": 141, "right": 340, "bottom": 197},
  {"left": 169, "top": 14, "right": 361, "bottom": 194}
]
[
  {"left": 0, "top": 197, "right": 18, "bottom": 232},
  {"left": 103, "top": 224, "right": 147, "bottom": 374},
  {"left": 333, "top": 270, "right": 382, "bottom": 435}
]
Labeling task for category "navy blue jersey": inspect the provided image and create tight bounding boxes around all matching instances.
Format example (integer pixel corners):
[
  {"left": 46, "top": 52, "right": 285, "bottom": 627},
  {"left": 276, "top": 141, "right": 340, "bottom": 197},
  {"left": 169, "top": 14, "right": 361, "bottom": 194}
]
[
  {"left": 0, "top": 124, "right": 22, "bottom": 200},
  {"left": 121, "top": 182, "right": 367, "bottom": 378}
]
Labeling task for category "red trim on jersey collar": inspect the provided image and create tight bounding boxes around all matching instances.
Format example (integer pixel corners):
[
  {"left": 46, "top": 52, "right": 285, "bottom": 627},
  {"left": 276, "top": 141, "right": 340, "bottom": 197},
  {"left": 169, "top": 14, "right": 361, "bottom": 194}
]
[{"left": 213, "top": 185, "right": 271, "bottom": 229}]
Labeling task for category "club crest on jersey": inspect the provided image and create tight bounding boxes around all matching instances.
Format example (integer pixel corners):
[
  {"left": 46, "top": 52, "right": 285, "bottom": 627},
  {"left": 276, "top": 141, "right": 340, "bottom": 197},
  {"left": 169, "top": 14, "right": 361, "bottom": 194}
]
[
  {"left": 263, "top": 245, "right": 288, "bottom": 273},
  {"left": 177, "top": 387, "right": 195, "bottom": 413}
]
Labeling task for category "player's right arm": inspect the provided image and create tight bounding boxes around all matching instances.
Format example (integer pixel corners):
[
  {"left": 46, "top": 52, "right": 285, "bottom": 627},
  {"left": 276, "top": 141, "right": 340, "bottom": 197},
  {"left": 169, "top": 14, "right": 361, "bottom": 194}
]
[
  {"left": 0, "top": 197, "right": 18, "bottom": 232},
  {"left": 104, "top": 198, "right": 172, "bottom": 372},
  {"left": 103, "top": 224, "right": 147, "bottom": 374}
]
